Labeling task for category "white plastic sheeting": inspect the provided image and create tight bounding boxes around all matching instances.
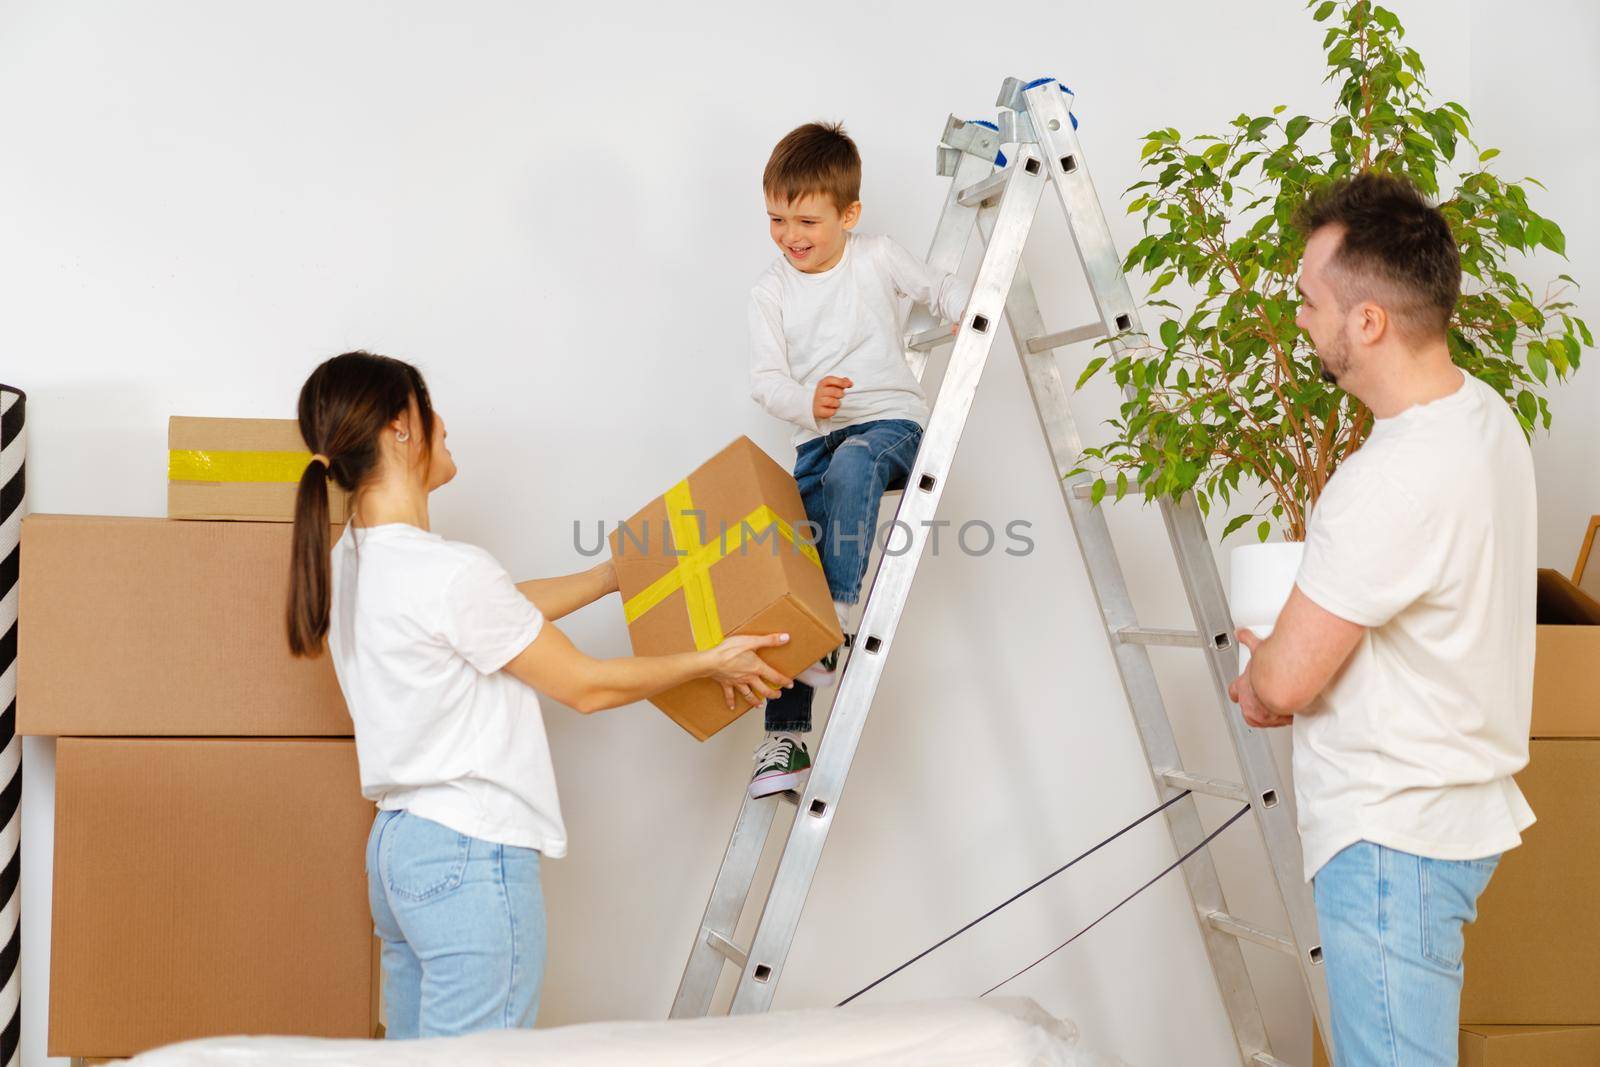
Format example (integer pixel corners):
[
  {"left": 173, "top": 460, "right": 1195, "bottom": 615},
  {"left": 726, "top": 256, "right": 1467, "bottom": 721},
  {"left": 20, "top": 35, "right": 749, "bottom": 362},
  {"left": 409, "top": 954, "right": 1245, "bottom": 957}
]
[{"left": 128, "top": 997, "right": 1134, "bottom": 1067}]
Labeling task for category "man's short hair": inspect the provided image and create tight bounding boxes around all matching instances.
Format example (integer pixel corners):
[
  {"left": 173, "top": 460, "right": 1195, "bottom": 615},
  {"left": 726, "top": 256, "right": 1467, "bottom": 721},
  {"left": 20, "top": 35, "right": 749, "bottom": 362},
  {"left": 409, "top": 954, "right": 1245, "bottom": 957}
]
[
  {"left": 1294, "top": 172, "right": 1461, "bottom": 342},
  {"left": 763, "top": 121, "right": 861, "bottom": 212}
]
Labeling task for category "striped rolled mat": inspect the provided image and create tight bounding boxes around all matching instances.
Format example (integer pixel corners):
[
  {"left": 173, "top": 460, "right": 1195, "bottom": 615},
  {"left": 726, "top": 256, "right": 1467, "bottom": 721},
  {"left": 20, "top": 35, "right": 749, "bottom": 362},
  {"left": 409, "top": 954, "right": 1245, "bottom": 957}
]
[{"left": 0, "top": 385, "right": 22, "bottom": 1066}]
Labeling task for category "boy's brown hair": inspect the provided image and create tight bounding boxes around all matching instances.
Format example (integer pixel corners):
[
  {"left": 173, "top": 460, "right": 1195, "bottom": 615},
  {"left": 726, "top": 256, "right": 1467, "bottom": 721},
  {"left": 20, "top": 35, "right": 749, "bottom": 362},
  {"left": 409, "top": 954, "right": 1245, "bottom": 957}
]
[{"left": 763, "top": 121, "right": 860, "bottom": 212}]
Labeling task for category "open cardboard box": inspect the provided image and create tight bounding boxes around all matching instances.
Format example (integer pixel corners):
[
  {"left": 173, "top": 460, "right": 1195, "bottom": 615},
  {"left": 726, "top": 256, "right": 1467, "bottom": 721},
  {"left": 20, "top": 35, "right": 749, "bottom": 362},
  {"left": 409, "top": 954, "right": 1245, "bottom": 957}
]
[
  {"left": 1529, "top": 567, "right": 1600, "bottom": 738},
  {"left": 1573, "top": 515, "right": 1599, "bottom": 603}
]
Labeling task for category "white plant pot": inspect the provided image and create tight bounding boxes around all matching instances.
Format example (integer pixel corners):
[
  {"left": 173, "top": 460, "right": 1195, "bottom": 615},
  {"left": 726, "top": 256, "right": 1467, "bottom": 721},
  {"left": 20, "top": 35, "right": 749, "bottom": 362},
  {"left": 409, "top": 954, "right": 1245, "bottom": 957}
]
[{"left": 1229, "top": 541, "right": 1305, "bottom": 672}]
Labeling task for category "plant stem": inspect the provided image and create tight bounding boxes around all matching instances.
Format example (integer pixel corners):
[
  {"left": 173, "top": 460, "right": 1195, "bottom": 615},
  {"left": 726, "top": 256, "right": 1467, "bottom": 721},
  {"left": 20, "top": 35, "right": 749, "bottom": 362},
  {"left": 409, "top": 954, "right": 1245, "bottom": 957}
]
[
  {"left": 1215, "top": 445, "right": 1298, "bottom": 533},
  {"left": 1188, "top": 199, "right": 1315, "bottom": 529},
  {"left": 1336, "top": 406, "right": 1373, "bottom": 458},
  {"left": 1357, "top": 3, "right": 1375, "bottom": 169}
]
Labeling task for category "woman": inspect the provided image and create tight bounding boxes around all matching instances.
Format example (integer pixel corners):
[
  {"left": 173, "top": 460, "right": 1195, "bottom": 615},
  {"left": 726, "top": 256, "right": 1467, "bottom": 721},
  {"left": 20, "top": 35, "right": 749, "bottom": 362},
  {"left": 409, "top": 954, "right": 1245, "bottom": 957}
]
[{"left": 285, "top": 350, "right": 791, "bottom": 1038}]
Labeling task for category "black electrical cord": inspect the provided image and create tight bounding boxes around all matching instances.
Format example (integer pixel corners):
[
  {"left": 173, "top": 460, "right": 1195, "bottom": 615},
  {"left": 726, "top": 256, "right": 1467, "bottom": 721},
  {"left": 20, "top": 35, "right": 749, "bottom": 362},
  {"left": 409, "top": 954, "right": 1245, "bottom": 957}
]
[
  {"left": 979, "top": 803, "right": 1251, "bottom": 997},
  {"left": 837, "top": 788, "right": 1202, "bottom": 1007}
]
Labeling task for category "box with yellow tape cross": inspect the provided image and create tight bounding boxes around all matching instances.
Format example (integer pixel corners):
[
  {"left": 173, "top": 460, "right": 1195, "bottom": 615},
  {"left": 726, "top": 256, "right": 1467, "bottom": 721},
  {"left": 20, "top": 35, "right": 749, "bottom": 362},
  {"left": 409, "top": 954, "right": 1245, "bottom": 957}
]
[
  {"left": 609, "top": 436, "right": 843, "bottom": 741},
  {"left": 168, "top": 416, "right": 351, "bottom": 523}
]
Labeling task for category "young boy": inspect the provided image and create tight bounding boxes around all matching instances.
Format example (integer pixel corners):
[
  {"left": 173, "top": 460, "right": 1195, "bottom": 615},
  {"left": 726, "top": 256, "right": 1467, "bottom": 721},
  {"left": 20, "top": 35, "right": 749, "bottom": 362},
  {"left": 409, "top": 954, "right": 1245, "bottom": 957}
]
[{"left": 748, "top": 121, "right": 971, "bottom": 798}]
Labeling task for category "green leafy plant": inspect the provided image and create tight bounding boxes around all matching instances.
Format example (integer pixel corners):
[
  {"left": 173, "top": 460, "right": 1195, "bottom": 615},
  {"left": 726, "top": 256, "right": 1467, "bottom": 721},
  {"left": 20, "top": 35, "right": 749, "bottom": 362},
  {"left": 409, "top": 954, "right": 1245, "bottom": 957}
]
[{"left": 1074, "top": 0, "right": 1591, "bottom": 542}]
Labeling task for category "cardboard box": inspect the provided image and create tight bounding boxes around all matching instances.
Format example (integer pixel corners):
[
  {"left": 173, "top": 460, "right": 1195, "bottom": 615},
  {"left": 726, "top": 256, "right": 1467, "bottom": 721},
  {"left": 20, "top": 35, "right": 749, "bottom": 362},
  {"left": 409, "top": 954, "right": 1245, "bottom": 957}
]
[
  {"left": 609, "top": 437, "right": 842, "bottom": 740},
  {"left": 1461, "top": 739, "right": 1600, "bottom": 1023},
  {"left": 50, "top": 738, "right": 378, "bottom": 1058},
  {"left": 1315, "top": 1025, "right": 1600, "bottom": 1066},
  {"left": 18, "top": 515, "right": 351, "bottom": 736},
  {"left": 1532, "top": 568, "right": 1600, "bottom": 738},
  {"left": 169, "top": 416, "right": 350, "bottom": 523},
  {"left": 1460, "top": 1024, "right": 1600, "bottom": 1065}
]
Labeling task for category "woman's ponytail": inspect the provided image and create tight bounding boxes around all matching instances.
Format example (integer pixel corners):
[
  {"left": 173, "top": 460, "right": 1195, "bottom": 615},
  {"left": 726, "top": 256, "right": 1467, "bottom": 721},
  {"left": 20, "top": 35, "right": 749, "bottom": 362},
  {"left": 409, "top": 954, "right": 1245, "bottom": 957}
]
[
  {"left": 285, "top": 351, "right": 435, "bottom": 657},
  {"left": 286, "top": 456, "right": 333, "bottom": 656}
]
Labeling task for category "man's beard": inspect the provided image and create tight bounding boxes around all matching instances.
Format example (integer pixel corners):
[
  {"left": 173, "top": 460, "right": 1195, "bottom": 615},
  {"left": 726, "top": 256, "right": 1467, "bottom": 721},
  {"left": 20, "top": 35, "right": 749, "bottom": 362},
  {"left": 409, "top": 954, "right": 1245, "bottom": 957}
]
[{"left": 1318, "top": 331, "right": 1351, "bottom": 385}]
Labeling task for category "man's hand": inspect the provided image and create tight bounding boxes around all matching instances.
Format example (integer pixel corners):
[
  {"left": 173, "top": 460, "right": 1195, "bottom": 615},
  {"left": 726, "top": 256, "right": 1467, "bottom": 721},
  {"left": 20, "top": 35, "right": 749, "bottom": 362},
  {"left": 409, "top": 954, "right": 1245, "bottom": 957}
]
[
  {"left": 812, "top": 376, "right": 853, "bottom": 422},
  {"left": 1229, "top": 629, "right": 1293, "bottom": 729}
]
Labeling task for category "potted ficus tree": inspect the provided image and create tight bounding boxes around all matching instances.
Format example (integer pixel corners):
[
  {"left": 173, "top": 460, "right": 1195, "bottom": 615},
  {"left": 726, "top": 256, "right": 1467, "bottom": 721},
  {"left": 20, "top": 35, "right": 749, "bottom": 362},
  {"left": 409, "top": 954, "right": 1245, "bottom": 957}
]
[{"left": 1074, "top": 0, "right": 1591, "bottom": 642}]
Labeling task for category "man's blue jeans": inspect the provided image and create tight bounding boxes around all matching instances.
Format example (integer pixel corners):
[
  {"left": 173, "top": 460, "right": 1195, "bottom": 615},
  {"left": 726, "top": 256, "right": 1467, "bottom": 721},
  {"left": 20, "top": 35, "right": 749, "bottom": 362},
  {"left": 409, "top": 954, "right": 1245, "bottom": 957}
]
[
  {"left": 366, "top": 809, "right": 547, "bottom": 1038},
  {"left": 1313, "top": 841, "right": 1500, "bottom": 1066},
  {"left": 765, "top": 418, "right": 923, "bottom": 733}
]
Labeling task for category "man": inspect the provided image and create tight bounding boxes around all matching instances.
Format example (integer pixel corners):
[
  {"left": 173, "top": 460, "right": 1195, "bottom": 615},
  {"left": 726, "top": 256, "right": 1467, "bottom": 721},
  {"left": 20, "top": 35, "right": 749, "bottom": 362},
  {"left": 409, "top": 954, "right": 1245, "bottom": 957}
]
[{"left": 1228, "top": 172, "right": 1537, "bottom": 1066}]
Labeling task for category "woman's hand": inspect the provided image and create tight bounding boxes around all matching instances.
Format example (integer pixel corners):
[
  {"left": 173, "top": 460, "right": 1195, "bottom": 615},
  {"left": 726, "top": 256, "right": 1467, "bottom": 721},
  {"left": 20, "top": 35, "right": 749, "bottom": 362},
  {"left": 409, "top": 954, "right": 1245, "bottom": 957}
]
[{"left": 705, "top": 633, "right": 793, "bottom": 710}]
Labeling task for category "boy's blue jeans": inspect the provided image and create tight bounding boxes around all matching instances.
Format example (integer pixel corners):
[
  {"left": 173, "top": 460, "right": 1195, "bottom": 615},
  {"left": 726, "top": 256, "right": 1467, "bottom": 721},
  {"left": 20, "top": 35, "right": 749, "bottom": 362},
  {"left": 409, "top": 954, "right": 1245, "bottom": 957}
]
[
  {"left": 366, "top": 809, "right": 547, "bottom": 1038},
  {"left": 1313, "top": 841, "right": 1500, "bottom": 1067},
  {"left": 765, "top": 418, "right": 923, "bottom": 733}
]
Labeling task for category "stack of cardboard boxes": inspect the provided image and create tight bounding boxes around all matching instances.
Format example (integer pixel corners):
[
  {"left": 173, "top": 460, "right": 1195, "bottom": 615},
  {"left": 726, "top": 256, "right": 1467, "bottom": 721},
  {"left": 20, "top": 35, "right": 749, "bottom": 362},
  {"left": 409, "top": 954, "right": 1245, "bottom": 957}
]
[
  {"left": 19, "top": 419, "right": 378, "bottom": 1060},
  {"left": 1451, "top": 560, "right": 1600, "bottom": 1064},
  {"left": 1314, "top": 540, "right": 1600, "bottom": 1066}
]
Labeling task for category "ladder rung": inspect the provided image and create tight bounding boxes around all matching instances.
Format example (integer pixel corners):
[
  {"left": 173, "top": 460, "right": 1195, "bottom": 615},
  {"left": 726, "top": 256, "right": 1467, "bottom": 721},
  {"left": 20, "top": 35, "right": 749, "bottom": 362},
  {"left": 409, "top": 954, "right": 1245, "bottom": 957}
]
[
  {"left": 1204, "top": 911, "right": 1296, "bottom": 957},
  {"left": 706, "top": 931, "right": 748, "bottom": 969},
  {"left": 905, "top": 325, "right": 955, "bottom": 352},
  {"left": 1160, "top": 771, "right": 1248, "bottom": 803},
  {"left": 1115, "top": 625, "right": 1205, "bottom": 648},
  {"left": 956, "top": 167, "right": 1014, "bottom": 207},
  {"left": 777, "top": 789, "right": 801, "bottom": 806},
  {"left": 1070, "top": 481, "right": 1145, "bottom": 500},
  {"left": 1026, "top": 321, "right": 1107, "bottom": 353}
]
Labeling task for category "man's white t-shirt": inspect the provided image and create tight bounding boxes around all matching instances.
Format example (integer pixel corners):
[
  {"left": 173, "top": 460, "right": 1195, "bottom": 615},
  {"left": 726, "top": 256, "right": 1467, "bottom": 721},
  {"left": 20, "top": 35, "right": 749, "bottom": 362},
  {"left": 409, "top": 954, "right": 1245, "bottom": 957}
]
[
  {"left": 328, "top": 523, "right": 566, "bottom": 857},
  {"left": 1292, "top": 370, "right": 1536, "bottom": 880},
  {"left": 749, "top": 232, "right": 972, "bottom": 447}
]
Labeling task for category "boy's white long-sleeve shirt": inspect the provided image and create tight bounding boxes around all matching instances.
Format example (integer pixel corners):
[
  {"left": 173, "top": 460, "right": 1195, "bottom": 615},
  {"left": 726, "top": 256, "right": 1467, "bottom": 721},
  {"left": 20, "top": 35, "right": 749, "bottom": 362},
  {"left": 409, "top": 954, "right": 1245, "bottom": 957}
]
[{"left": 749, "top": 232, "right": 972, "bottom": 446}]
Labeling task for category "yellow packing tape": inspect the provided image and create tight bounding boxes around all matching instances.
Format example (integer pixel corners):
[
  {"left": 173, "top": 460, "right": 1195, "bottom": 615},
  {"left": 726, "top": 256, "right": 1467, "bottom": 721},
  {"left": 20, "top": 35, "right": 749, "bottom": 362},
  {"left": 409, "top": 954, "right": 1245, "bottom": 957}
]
[
  {"left": 168, "top": 449, "right": 317, "bottom": 484},
  {"left": 622, "top": 479, "right": 824, "bottom": 651}
]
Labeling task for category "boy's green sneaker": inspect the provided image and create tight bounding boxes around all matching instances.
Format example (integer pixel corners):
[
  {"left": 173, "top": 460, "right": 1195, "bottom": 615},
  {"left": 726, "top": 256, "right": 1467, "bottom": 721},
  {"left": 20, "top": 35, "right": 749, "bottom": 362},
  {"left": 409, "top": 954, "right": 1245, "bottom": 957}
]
[
  {"left": 795, "top": 632, "right": 852, "bottom": 689},
  {"left": 750, "top": 735, "right": 811, "bottom": 799}
]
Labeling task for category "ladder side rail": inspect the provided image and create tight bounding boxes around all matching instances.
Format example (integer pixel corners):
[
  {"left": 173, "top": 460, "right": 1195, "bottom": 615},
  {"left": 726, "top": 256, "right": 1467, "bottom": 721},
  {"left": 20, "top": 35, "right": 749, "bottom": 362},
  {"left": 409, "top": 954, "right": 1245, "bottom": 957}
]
[
  {"left": 669, "top": 792, "right": 784, "bottom": 1017},
  {"left": 1158, "top": 495, "right": 1332, "bottom": 1033},
  {"left": 976, "top": 208, "right": 1270, "bottom": 1061},
  {"left": 1019, "top": 81, "right": 1331, "bottom": 1045},
  {"left": 904, "top": 143, "right": 995, "bottom": 382},
  {"left": 727, "top": 153, "right": 1051, "bottom": 1013},
  {"left": 672, "top": 139, "right": 993, "bottom": 1020}
]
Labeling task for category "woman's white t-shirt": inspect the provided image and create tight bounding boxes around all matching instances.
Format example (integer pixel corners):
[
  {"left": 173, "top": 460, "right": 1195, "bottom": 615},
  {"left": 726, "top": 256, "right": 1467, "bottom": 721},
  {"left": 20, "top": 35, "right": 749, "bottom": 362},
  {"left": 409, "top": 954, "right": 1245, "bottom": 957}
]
[
  {"left": 1292, "top": 371, "right": 1536, "bottom": 880},
  {"left": 328, "top": 523, "right": 566, "bottom": 857}
]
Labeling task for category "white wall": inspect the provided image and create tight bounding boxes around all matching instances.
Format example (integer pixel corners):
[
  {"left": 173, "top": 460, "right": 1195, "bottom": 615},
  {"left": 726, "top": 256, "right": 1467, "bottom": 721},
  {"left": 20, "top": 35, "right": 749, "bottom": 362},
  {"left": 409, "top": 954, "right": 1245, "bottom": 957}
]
[
  {"left": 1468, "top": 0, "right": 1600, "bottom": 570},
  {"left": 8, "top": 2, "right": 1582, "bottom": 1065}
]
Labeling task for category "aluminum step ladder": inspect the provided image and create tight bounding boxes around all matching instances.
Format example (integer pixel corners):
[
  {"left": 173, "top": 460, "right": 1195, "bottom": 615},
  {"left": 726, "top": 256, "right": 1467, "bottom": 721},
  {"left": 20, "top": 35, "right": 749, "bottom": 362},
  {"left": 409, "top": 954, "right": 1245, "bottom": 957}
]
[{"left": 671, "top": 76, "right": 1331, "bottom": 1067}]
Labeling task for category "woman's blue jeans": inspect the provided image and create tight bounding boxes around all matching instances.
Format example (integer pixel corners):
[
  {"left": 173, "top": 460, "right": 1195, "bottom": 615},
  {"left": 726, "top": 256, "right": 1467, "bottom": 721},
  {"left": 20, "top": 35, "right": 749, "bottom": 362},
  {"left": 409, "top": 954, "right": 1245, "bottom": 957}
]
[{"left": 366, "top": 809, "right": 547, "bottom": 1038}]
